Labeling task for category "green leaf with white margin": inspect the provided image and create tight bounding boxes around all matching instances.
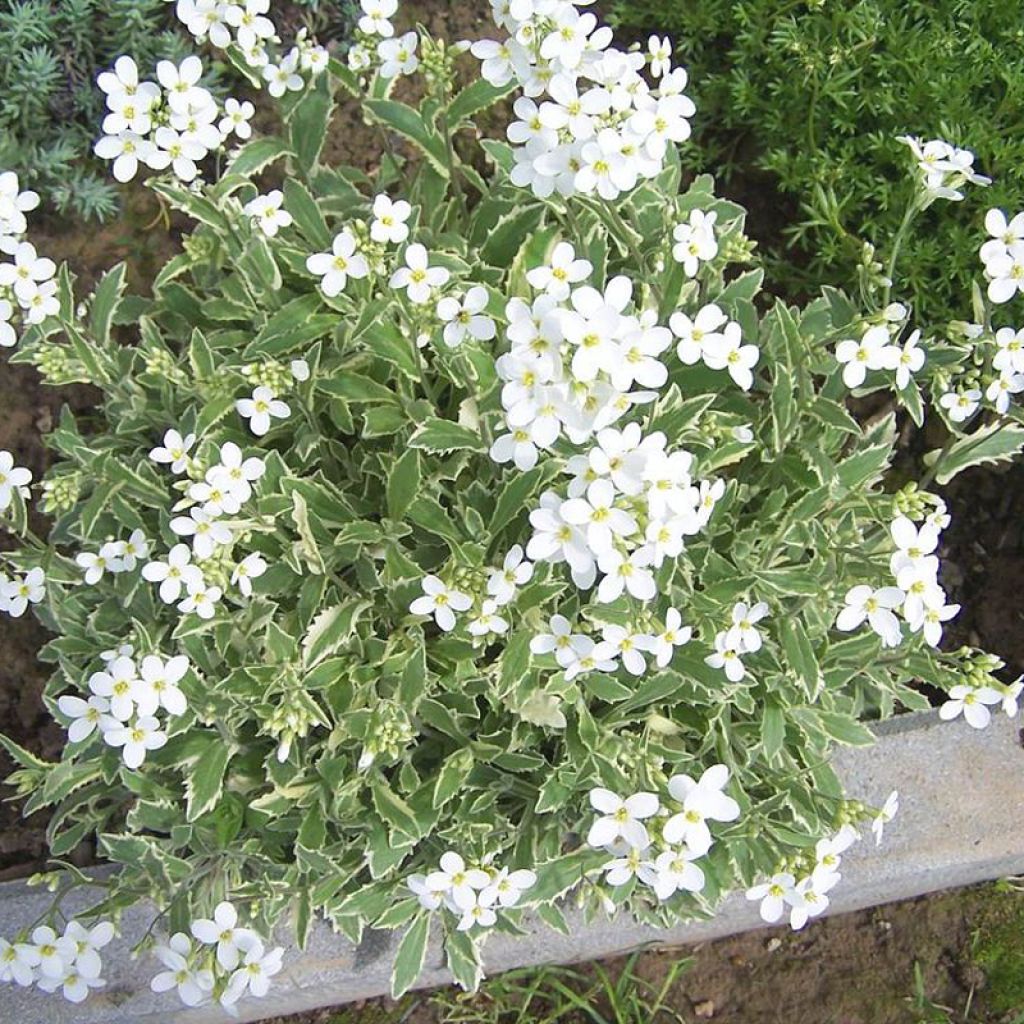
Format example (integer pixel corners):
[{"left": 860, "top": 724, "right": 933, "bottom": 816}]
[
  {"left": 284, "top": 178, "right": 332, "bottom": 250},
  {"left": 364, "top": 98, "right": 450, "bottom": 178},
  {"left": 432, "top": 747, "right": 474, "bottom": 809},
  {"left": 447, "top": 78, "right": 517, "bottom": 124},
  {"left": 387, "top": 448, "right": 421, "bottom": 521},
  {"left": 185, "top": 736, "right": 233, "bottom": 822},
  {"left": 777, "top": 616, "right": 820, "bottom": 696},
  {"left": 409, "top": 418, "right": 486, "bottom": 453},
  {"left": 371, "top": 777, "right": 421, "bottom": 841},
  {"left": 289, "top": 72, "right": 333, "bottom": 174},
  {"left": 390, "top": 913, "right": 431, "bottom": 998},
  {"left": 927, "top": 423, "right": 1024, "bottom": 484},
  {"left": 813, "top": 709, "right": 876, "bottom": 747},
  {"left": 444, "top": 927, "right": 484, "bottom": 993},
  {"left": 302, "top": 599, "right": 372, "bottom": 667},
  {"left": 90, "top": 262, "right": 126, "bottom": 346}
]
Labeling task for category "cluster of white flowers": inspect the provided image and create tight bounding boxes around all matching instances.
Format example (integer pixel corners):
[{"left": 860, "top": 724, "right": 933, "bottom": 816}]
[
  {"left": 0, "top": 920, "right": 114, "bottom": 1003},
  {"left": 671, "top": 301, "right": 760, "bottom": 390},
  {"left": 141, "top": 434, "right": 268, "bottom": 618},
  {"left": 173, "top": 0, "right": 327, "bottom": 95},
  {"left": 346, "top": 1, "right": 420, "bottom": 80},
  {"left": 94, "top": 55, "right": 231, "bottom": 184},
  {"left": 0, "top": 566, "right": 46, "bottom": 618},
  {"left": 980, "top": 207, "right": 1024, "bottom": 305},
  {"left": 939, "top": 658, "right": 1022, "bottom": 732},
  {"left": 76, "top": 528, "right": 150, "bottom": 585},
  {"left": 57, "top": 649, "right": 189, "bottom": 768},
  {"left": 897, "top": 136, "right": 990, "bottom": 203},
  {"left": 150, "top": 902, "right": 283, "bottom": 1009},
  {"left": 0, "top": 172, "right": 58, "bottom": 343},
  {"left": 585, "top": 765, "right": 739, "bottom": 904},
  {"left": 835, "top": 303, "right": 925, "bottom": 393},
  {"left": 745, "top": 795, "right": 897, "bottom": 931},
  {"left": 407, "top": 851, "right": 537, "bottom": 933},
  {"left": 524, "top": 424, "right": 723, "bottom": 602},
  {"left": 704, "top": 600, "right": 769, "bottom": 682},
  {"left": 472, "top": 8, "right": 694, "bottom": 202},
  {"left": 835, "top": 506, "right": 958, "bottom": 650},
  {"left": 530, "top": 606, "right": 690, "bottom": 685}
]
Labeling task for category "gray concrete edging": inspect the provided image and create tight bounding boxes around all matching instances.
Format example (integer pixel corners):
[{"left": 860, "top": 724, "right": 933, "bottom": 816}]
[{"left": 1, "top": 709, "right": 1022, "bottom": 1023}]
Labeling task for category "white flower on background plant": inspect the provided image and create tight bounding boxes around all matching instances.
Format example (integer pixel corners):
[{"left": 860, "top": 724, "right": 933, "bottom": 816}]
[
  {"left": 455, "top": 893, "right": 498, "bottom": 932},
  {"left": 409, "top": 575, "right": 473, "bottom": 632},
  {"left": 662, "top": 764, "right": 741, "bottom": 853},
  {"left": 563, "top": 635, "right": 618, "bottom": 680},
  {"left": 143, "top": 544, "right": 204, "bottom": 604},
  {"left": 221, "top": 938, "right": 284, "bottom": 1003},
  {"left": 601, "top": 624, "right": 652, "bottom": 676},
  {"left": 938, "top": 388, "right": 981, "bottom": 424},
  {"left": 835, "top": 325, "right": 900, "bottom": 388},
  {"left": 157, "top": 55, "right": 206, "bottom": 112},
  {"left": 390, "top": 243, "right": 450, "bottom": 304},
  {"left": 30, "top": 926, "right": 75, "bottom": 979},
  {"left": 993, "top": 327, "right": 1024, "bottom": 375},
  {"left": 985, "top": 372, "right": 1024, "bottom": 414},
  {"left": 0, "top": 450, "right": 31, "bottom": 511},
  {"left": 467, "top": 599, "right": 509, "bottom": 637},
  {"left": 191, "top": 902, "right": 258, "bottom": 971},
  {"left": 425, "top": 852, "right": 491, "bottom": 911},
  {"left": 486, "top": 544, "right": 534, "bottom": 605},
  {"left": 526, "top": 242, "right": 592, "bottom": 300},
  {"left": 231, "top": 552, "right": 267, "bottom": 597},
  {"left": 306, "top": 229, "right": 369, "bottom": 296},
  {"left": 62, "top": 921, "right": 114, "bottom": 981},
  {"left": 586, "top": 788, "right": 660, "bottom": 850},
  {"left": 23, "top": 280, "right": 60, "bottom": 324},
  {"left": 602, "top": 845, "right": 654, "bottom": 887},
  {"left": 646, "top": 34, "right": 672, "bottom": 78},
  {"left": 406, "top": 874, "right": 444, "bottom": 911},
  {"left": 93, "top": 132, "right": 158, "bottom": 183},
  {"left": 939, "top": 684, "right": 1002, "bottom": 729},
  {"left": 263, "top": 52, "right": 304, "bottom": 97},
  {"left": 596, "top": 547, "right": 656, "bottom": 603},
  {"left": 894, "top": 330, "right": 926, "bottom": 390},
  {"left": 370, "top": 194, "right": 412, "bottom": 245},
  {"left": 725, "top": 600, "right": 769, "bottom": 653},
  {"left": 745, "top": 872, "right": 798, "bottom": 923},
  {"left": 813, "top": 825, "right": 859, "bottom": 878},
  {"left": 2, "top": 567, "right": 46, "bottom": 617},
  {"left": 669, "top": 302, "right": 727, "bottom": 365},
  {"left": 378, "top": 31, "right": 419, "bottom": 79},
  {"left": 835, "top": 585, "right": 905, "bottom": 648},
  {"left": 243, "top": 190, "right": 293, "bottom": 237},
  {"left": 134, "top": 655, "right": 189, "bottom": 717},
  {"left": 88, "top": 656, "right": 139, "bottom": 722},
  {"left": 359, "top": 0, "right": 397, "bottom": 36},
  {"left": 57, "top": 694, "right": 111, "bottom": 743},
  {"left": 984, "top": 249, "right": 1024, "bottom": 304},
  {"left": 171, "top": 507, "right": 233, "bottom": 559},
  {"left": 671, "top": 209, "right": 717, "bottom": 277},
  {"left": 490, "top": 426, "right": 540, "bottom": 471},
  {"left": 149, "top": 429, "right": 196, "bottom": 474},
  {"left": 237, "top": 385, "right": 291, "bottom": 436},
  {"left": 704, "top": 630, "right": 747, "bottom": 682},
  {"left": 103, "top": 715, "right": 167, "bottom": 769},
  {"left": 648, "top": 608, "right": 692, "bottom": 667},
  {"left": 0, "top": 935, "right": 41, "bottom": 985},
  {"left": 437, "top": 286, "right": 497, "bottom": 348},
  {"left": 153, "top": 127, "right": 206, "bottom": 182},
  {"left": 648, "top": 847, "right": 705, "bottom": 899},
  {"left": 150, "top": 933, "right": 214, "bottom": 1008},
  {"left": 871, "top": 790, "right": 899, "bottom": 846},
  {"left": 1001, "top": 679, "right": 1023, "bottom": 718},
  {"left": 177, "top": 579, "right": 223, "bottom": 620},
  {"left": 0, "top": 241, "right": 56, "bottom": 303},
  {"left": 219, "top": 98, "right": 255, "bottom": 139},
  {"left": 530, "top": 614, "right": 587, "bottom": 667},
  {"left": 480, "top": 867, "right": 537, "bottom": 908},
  {"left": 981, "top": 208, "right": 1024, "bottom": 265},
  {"left": 788, "top": 871, "right": 840, "bottom": 930}
]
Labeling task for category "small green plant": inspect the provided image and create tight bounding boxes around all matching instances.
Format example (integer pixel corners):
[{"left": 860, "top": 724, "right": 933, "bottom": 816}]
[{"left": 607, "top": 0, "right": 1024, "bottom": 328}]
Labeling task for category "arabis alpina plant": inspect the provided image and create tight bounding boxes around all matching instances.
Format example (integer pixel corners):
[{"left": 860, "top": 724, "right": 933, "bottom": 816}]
[{"left": 2, "top": 0, "right": 1022, "bottom": 1010}]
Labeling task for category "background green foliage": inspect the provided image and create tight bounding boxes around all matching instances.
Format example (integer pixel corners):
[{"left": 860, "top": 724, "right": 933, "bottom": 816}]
[{"left": 607, "top": 0, "right": 1024, "bottom": 325}]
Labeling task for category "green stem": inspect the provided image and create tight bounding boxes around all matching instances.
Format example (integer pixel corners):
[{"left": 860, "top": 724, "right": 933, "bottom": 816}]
[{"left": 882, "top": 198, "right": 921, "bottom": 307}]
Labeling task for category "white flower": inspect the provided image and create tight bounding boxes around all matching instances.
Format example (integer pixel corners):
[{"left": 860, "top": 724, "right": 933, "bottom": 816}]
[
  {"left": 390, "top": 243, "right": 450, "bottom": 304},
  {"left": 586, "top": 788, "right": 660, "bottom": 850},
  {"left": 191, "top": 902, "right": 259, "bottom": 971},
  {"left": 237, "top": 385, "right": 290, "bottom": 435},
  {"left": 437, "top": 286, "right": 496, "bottom": 348},
  {"left": 1001, "top": 679, "right": 1023, "bottom": 718},
  {"left": 987, "top": 372, "right": 1024, "bottom": 414},
  {"left": 745, "top": 872, "right": 798, "bottom": 923},
  {"left": 406, "top": 873, "right": 445, "bottom": 911},
  {"left": 480, "top": 867, "right": 537, "bottom": 908},
  {"left": 103, "top": 715, "right": 167, "bottom": 769},
  {"left": 97, "top": 55, "right": 159, "bottom": 107},
  {"left": 871, "top": 790, "right": 899, "bottom": 846},
  {"left": 981, "top": 208, "right": 1024, "bottom": 265},
  {"left": 671, "top": 209, "right": 717, "bottom": 276},
  {"left": 789, "top": 871, "right": 840, "bottom": 930},
  {"left": 704, "top": 630, "right": 747, "bottom": 682},
  {"left": 894, "top": 330, "right": 926, "bottom": 390},
  {"left": 0, "top": 241, "right": 56, "bottom": 303},
  {"left": 222, "top": 939, "right": 284, "bottom": 1005},
  {"left": 94, "top": 132, "right": 157, "bottom": 184},
  {"left": 116, "top": 529, "right": 150, "bottom": 572},
  {"left": 467, "top": 599, "right": 509, "bottom": 637},
  {"left": 2, "top": 566, "right": 46, "bottom": 617},
  {"left": 490, "top": 426, "right": 540, "bottom": 472},
  {"left": 993, "top": 327, "right": 1024, "bottom": 375},
  {"left": 0, "top": 935, "right": 41, "bottom": 985},
  {"left": 359, "top": 0, "right": 397, "bottom": 36},
  {"left": 813, "top": 825, "right": 859, "bottom": 877},
  {"left": 62, "top": 920, "right": 114, "bottom": 980},
  {"left": 171, "top": 507, "right": 233, "bottom": 559},
  {"left": 209, "top": 441, "right": 265, "bottom": 503},
  {"left": 647, "top": 34, "right": 672, "bottom": 77},
  {"left": 157, "top": 56, "right": 206, "bottom": 113},
  {"left": 424, "top": 852, "right": 491, "bottom": 911},
  {"left": 938, "top": 388, "right": 981, "bottom": 424},
  {"left": 22, "top": 279, "right": 59, "bottom": 324},
  {"left": 596, "top": 547, "right": 656, "bottom": 603},
  {"left": 0, "top": 450, "right": 31, "bottom": 511},
  {"left": 527, "top": 242, "right": 592, "bottom": 300},
  {"left": 455, "top": 892, "right": 499, "bottom": 932},
  {"left": 150, "top": 933, "right": 214, "bottom": 1008},
  {"left": 219, "top": 98, "right": 255, "bottom": 140},
  {"left": 370, "top": 194, "right": 412, "bottom": 244},
  {"left": 30, "top": 926, "right": 75, "bottom": 980},
  {"left": 603, "top": 845, "right": 654, "bottom": 887},
  {"left": 563, "top": 636, "right": 618, "bottom": 680},
  {"left": 0, "top": 299, "right": 17, "bottom": 348},
  {"left": 530, "top": 614, "right": 587, "bottom": 668},
  {"left": 244, "top": 190, "right": 293, "bottom": 237},
  {"left": 177, "top": 579, "right": 223, "bottom": 619},
  {"left": 648, "top": 847, "right": 705, "bottom": 900},
  {"left": 306, "top": 229, "right": 369, "bottom": 296},
  {"left": 601, "top": 624, "right": 652, "bottom": 676},
  {"left": 263, "top": 52, "right": 304, "bottom": 97},
  {"left": 662, "top": 764, "right": 741, "bottom": 854},
  {"left": 486, "top": 544, "right": 534, "bottom": 605},
  {"left": 149, "top": 429, "right": 196, "bottom": 474},
  {"left": 134, "top": 655, "right": 189, "bottom": 717},
  {"left": 409, "top": 575, "right": 473, "bottom": 632},
  {"left": 57, "top": 694, "right": 111, "bottom": 743},
  {"left": 378, "top": 31, "right": 420, "bottom": 79},
  {"left": 835, "top": 325, "right": 900, "bottom": 388},
  {"left": 939, "top": 684, "right": 1002, "bottom": 729},
  {"left": 224, "top": 0, "right": 275, "bottom": 51},
  {"left": 670, "top": 302, "right": 728, "bottom": 365},
  {"left": 725, "top": 600, "right": 769, "bottom": 653},
  {"left": 835, "top": 585, "right": 904, "bottom": 648},
  {"left": 561, "top": 479, "right": 636, "bottom": 557},
  {"left": 985, "top": 249, "right": 1024, "bottom": 304},
  {"left": 648, "top": 608, "right": 692, "bottom": 668},
  {"left": 88, "top": 656, "right": 139, "bottom": 721},
  {"left": 143, "top": 544, "right": 204, "bottom": 603},
  {"left": 231, "top": 552, "right": 268, "bottom": 597}
]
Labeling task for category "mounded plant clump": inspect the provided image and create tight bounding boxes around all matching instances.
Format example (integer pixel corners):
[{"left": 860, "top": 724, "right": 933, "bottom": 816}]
[{"left": 0, "top": 0, "right": 1022, "bottom": 1012}]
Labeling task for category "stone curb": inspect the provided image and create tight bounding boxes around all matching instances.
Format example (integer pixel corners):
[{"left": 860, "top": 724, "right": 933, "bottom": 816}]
[{"left": 1, "top": 710, "right": 1022, "bottom": 1023}]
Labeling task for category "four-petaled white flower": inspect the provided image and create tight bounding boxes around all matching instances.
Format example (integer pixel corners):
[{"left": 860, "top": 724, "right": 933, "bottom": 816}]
[
  {"left": 486, "top": 544, "right": 534, "bottom": 605},
  {"left": 191, "top": 902, "right": 259, "bottom": 971},
  {"left": 662, "top": 764, "right": 741, "bottom": 854},
  {"left": 371, "top": 193, "right": 412, "bottom": 244},
  {"left": 378, "top": 31, "right": 420, "bottom": 79},
  {"left": 150, "top": 932, "right": 214, "bottom": 1008},
  {"left": 939, "top": 684, "right": 1002, "bottom": 729},
  {"left": 424, "top": 852, "right": 491, "bottom": 911},
  {"left": 306, "top": 229, "right": 369, "bottom": 297},
  {"left": 232, "top": 553, "right": 268, "bottom": 597},
  {"left": 745, "top": 872, "right": 798, "bottom": 923},
  {"left": 243, "top": 191, "right": 293, "bottom": 237},
  {"left": 237, "top": 386, "right": 291, "bottom": 436},
  {"left": 586, "top": 788, "right": 660, "bottom": 850},
  {"left": 219, "top": 98, "right": 255, "bottom": 140},
  {"left": 409, "top": 575, "right": 473, "bottom": 631},
  {"left": 143, "top": 544, "right": 204, "bottom": 604},
  {"left": 871, "top": 790, "right": 899, "bottom": 846},
  {"left": 359, "top": 0, "right": 398, "bottom": 37},
  {"left": 390, "top": 243, "right": 450, "bottom": 304},
  {"left": 437, "top": 286, "right": 497, "bottom": 348},
  {"left": 526, "top": 242, "right": 592, "bottom": 300},
  {"left": 704, "top": 630, "right": 747, "bottom": 682},
  {"left": 672, "top": 210, "right": 717, "bottom": 277},
  {"left": 0, "top": 449, "right": 32, "bottom": 511},
  {"left": 835, "top": 585, "right": 905, "bottom": 648},
  {"left": 939, "top": 389, "right": 981, "bottom": 424},
  {"left": 103, "top": 714, "right": 167, "bottom": 769},
  {"left": 150, "top": 429, "right": 196, "bottom": 474},
  {"left": 836, "top": 325, "right": 900, "bottom": 388}
]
